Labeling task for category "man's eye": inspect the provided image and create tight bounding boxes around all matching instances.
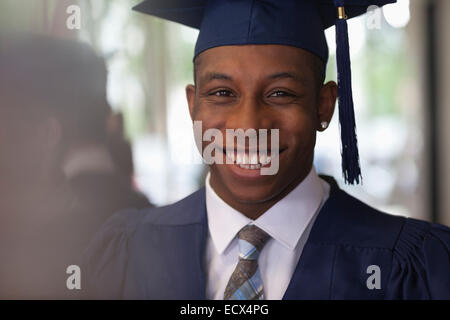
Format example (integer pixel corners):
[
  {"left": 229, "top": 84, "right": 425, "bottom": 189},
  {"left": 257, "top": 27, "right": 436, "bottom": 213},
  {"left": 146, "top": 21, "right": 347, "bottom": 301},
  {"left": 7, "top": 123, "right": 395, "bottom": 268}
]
[
  {"left": 269, "top": 91, "right": 295, "bottom": 97},
  {"left": 210, "top": 90, "right": 234, "bottom": 97}
]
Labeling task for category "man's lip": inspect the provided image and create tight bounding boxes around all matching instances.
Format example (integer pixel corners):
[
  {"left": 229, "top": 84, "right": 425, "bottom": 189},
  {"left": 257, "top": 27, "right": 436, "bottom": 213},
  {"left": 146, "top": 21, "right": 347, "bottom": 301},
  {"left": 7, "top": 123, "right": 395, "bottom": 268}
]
[
  {"left": 221, "top": 148, "right": 286, "bottom": 180},
  {"left": 220, "top": 147, "right": 287, "bottom": 165}
]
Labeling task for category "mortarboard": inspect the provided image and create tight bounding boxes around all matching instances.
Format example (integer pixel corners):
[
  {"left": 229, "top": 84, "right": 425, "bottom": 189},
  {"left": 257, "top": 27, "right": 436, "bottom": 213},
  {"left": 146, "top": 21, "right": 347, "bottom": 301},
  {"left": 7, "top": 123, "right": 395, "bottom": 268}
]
[{"left": 132, "top": 0, "right": 397, "bottom": 185}]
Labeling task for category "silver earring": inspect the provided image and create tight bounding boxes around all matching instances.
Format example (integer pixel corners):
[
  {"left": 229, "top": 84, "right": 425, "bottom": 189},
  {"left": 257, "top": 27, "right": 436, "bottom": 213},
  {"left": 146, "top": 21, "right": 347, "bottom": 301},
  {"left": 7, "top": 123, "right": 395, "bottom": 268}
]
[{"left": 320, "top": 121, "right": 328, "bottom": 130}]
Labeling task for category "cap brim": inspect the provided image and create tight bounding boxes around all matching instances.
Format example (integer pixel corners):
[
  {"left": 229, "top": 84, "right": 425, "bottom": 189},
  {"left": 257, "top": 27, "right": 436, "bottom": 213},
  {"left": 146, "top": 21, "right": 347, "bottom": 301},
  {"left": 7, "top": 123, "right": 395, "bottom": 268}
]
[
  {"left": 132, "top": 0, "right": 205, "bottom": 29},
  {"left": 318, "top": 0, "right": 397, "bottom": 28},
  {"left": 133, "top": 0, "right": 397, "bottom": 30}
]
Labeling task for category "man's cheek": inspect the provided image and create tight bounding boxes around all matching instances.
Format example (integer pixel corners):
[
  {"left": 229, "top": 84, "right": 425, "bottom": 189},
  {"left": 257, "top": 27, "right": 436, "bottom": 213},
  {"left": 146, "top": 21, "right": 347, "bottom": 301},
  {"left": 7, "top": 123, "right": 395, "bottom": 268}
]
[{"left": 196, "top": 124, "right": 225, "bottom": 165}]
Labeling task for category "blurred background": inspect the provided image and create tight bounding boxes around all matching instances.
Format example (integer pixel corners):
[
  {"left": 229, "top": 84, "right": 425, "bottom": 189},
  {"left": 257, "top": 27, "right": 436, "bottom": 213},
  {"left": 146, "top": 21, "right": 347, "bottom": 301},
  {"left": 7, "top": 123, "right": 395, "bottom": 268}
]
[{"left": 0, "top": 0, "right": 449, "bottom": 228}]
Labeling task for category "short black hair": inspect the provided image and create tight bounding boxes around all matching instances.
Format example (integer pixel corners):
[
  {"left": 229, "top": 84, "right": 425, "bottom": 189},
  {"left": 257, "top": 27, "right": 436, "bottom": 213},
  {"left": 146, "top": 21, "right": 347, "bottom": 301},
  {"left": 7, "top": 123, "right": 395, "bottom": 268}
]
[
  {"left": 310, "top": 54, "right": 326, "bottom": 94},
  {"left": 0, "top": 33, "right": 110, "bottom": 144}
]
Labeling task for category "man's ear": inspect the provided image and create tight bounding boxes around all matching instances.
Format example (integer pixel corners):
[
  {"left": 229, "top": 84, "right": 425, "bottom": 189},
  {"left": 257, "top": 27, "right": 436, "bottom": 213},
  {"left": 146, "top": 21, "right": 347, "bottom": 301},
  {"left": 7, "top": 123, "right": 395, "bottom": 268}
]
[
  {"left": 186, "top": 84, "right": 196, "bottom": 121},
  {"left": 317, "top": 81, "right": 338, "bottom": 131}
]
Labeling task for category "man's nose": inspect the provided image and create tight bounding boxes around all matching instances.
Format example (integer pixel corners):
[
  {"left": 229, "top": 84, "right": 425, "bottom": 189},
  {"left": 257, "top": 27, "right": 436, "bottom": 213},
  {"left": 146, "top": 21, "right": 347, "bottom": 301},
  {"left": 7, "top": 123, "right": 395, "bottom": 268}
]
[{"left": 225, "top": 96, "right": 272, "bottom": 131}]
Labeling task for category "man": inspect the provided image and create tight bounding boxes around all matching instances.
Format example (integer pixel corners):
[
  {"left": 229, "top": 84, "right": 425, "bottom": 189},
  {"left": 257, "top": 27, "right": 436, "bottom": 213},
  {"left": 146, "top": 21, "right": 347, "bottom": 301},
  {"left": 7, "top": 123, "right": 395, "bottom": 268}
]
[
  {"left": 62, "top": 111, "right": 152, "bottom": 226},
  {"left": 0, "top": 34, "right": 149, "bottom": 298},
  {"left": 83, "top": 0, "right": 450, "bottom": 299}
]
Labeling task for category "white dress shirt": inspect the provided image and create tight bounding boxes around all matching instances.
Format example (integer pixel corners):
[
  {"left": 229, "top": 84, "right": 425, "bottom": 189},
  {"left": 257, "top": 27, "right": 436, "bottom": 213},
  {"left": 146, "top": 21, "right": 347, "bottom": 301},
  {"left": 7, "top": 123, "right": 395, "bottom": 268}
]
[{"left": 204, "top": 166, "right": 330, "bottom": 300}]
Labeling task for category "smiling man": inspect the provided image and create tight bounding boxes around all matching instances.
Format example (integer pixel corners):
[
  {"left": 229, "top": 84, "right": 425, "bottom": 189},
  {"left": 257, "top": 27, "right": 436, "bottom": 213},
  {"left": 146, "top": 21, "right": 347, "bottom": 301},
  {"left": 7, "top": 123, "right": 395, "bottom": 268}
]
[
  {"left": 83, "top": 0, "right": 450, "bottom": 300},
  {"left": 187, "top": 44, "right": 335, "bottom": 221}
]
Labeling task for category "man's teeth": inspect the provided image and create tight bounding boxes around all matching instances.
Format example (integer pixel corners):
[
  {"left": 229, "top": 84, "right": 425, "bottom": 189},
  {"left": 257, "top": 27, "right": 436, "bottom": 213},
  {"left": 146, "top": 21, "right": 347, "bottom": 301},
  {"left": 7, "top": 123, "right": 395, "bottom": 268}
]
[
  {"left": 226, "top": 151, "right": 271, "bottom": 169},
  {"left": 250, "top": 153, "right": 258, "bottom": 164}
]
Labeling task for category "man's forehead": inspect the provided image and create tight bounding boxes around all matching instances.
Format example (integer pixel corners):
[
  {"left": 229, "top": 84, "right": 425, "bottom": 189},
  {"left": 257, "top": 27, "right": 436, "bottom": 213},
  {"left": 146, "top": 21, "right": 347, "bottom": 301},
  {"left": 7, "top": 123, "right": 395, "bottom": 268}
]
[
  {"left": 195, "top": 45, "right": 318, "bottom": 82},
  {"left": 196, "top": 44, "right": 317, "bottom": 62}
]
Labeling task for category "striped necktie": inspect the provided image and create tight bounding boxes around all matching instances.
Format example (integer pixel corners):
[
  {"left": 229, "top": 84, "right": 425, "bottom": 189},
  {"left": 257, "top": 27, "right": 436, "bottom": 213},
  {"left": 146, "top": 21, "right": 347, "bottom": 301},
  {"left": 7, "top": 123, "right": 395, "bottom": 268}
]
[{"left": 223, "top": 224, "right": 270, "bottom": 300}]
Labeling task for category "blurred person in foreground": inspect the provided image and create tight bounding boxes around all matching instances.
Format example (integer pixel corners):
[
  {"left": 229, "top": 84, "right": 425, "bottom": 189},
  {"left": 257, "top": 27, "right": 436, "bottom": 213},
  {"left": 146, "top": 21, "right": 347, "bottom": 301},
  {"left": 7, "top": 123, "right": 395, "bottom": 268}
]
[
  {"left": 63, "top": 109, "right": 151, "bottom": 225},
  {"left": 83, "top": 0, "right": 450, "bottom": 299},
  {"left": 0, "top": 33, "right": 149, "bottom": 298}
]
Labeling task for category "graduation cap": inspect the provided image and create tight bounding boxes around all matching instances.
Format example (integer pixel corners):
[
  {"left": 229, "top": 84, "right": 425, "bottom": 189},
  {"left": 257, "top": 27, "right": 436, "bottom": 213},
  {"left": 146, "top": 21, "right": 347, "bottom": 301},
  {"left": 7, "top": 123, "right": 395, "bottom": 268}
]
[{"left": 132, "top": 0, "right": 396, "bottom": 185}]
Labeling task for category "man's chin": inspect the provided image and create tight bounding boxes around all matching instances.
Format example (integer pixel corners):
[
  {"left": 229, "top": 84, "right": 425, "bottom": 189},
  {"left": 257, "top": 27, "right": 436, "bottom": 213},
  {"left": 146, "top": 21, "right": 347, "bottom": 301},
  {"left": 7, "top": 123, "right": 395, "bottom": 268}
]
[{"left": 228, "top": 187, "right": 282, "bottom": 205}]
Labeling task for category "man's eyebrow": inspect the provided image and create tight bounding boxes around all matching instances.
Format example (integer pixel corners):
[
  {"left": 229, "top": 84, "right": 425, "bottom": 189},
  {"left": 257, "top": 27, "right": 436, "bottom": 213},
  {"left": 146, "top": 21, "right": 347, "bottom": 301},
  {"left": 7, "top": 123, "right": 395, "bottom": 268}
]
[
  {"left": 199, "top": 71, "right": 310, "bottom": 84},
  {"left": 201, "top": 72, "right": 233, "bottom": 82},
  {"left": 267, "top": 72, "right": 309, "bottom": 85}
]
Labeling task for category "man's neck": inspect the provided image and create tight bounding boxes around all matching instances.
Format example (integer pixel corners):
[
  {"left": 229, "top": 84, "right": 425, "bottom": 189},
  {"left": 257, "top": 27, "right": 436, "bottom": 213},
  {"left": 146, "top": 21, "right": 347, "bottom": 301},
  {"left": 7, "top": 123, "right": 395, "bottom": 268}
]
[{"left": 209, "top": 167, "right": 312, "bottom": 220}]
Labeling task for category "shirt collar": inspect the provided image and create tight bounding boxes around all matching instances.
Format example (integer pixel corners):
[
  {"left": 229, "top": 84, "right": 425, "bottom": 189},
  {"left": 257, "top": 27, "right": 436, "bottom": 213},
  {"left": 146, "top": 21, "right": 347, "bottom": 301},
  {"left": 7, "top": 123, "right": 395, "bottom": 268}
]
[
  {"left": 205, "top": 166, "right": 326, "bottom": 254},
  {"left": 62, "top": 145, "right": 116, "bottom": 179},
  {"left": 205, "top": 174, "right": 251, "bottom": 255}
]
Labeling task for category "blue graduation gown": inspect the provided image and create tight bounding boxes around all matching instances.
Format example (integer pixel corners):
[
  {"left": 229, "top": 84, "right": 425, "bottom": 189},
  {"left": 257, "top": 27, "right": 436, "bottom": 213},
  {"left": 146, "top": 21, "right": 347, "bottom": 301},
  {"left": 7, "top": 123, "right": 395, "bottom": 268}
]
[{"left": 83, "top": 178, "right": 450, "bottom": 299}]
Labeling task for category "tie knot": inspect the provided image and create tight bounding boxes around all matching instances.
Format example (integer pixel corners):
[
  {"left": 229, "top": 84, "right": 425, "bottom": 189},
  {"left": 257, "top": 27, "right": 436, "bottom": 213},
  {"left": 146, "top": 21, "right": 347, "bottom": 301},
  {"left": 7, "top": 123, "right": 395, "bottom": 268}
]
[{"left": 238, "top": 225, "right": 270, "bottom": 260}]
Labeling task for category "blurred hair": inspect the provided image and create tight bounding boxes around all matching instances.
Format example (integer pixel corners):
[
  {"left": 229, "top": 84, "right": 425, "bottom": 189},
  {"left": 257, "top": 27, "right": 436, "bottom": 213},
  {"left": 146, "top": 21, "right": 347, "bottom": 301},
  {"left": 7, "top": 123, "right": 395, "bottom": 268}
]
[{"left": 0, "top": 33, "right": 111, "bottom": 145}]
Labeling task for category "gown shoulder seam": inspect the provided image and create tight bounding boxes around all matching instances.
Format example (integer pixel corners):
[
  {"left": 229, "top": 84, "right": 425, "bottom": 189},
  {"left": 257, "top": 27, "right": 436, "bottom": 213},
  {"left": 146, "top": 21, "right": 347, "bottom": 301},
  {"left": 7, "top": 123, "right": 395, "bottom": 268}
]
[{"left": 391, "top": 216, "right": 408, "bottom": 252}]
